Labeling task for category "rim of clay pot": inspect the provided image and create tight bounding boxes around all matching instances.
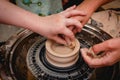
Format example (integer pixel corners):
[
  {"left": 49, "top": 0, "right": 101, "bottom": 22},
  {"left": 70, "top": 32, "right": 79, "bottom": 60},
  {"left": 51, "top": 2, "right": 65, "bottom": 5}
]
[{"left": 45, "top": 39, "right": 80, "bottom": 58}]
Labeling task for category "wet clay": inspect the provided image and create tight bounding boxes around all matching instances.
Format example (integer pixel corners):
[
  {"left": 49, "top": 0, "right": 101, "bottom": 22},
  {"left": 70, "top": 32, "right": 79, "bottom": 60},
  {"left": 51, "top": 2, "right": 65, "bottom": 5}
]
[
  {"left": 67, "top": 41, "right": 76, "bottom": 49},
  {"left": 45, "top": 39, "right": 80, "bottom": 67},
  {"left": 51, "top": 43, "right": 73, "bottom": 55}
]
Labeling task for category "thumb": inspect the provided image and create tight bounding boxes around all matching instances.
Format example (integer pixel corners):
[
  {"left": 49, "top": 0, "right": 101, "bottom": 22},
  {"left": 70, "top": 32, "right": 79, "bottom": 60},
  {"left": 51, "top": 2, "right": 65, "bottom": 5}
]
[{"left": 92, "top": 41, "right": 110, "bottom": 55}]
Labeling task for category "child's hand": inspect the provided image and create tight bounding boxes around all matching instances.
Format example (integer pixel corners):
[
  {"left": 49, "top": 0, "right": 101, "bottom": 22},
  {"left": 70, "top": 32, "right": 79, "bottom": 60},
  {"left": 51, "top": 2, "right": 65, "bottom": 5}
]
[{"left": 39, "top": 5, "right": 86, "bottom": 44}]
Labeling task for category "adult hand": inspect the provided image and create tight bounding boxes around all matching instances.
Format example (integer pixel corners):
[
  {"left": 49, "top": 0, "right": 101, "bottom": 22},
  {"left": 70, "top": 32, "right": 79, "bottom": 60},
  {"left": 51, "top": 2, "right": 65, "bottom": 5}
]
[
  {"left": 39, "top": 5, "right": 86, "bottom": 45},
  {"left": 67, "top": 0, "right": 113, "bottom": 34},
  {"left": 66, "top": 3, "right": 93, "bottom": 34},
  {"left": 81, "top": 38, "right": 120, "bottom": 68},
  {"left": 67, "top": 14, "right": 89, "bottom": 34}
]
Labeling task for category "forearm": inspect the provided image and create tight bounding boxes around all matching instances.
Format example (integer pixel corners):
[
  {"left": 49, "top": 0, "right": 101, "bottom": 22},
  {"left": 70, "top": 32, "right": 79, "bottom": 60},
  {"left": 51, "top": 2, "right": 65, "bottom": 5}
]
[
  {"left": 75, "top": 0, "right": 114, "bottom": 25},
  {"left": 77, "top": 0, "right": 113, "bottom": 12},
  {"left": 0, "top": 0, "right": 44, "bottom": 34}
]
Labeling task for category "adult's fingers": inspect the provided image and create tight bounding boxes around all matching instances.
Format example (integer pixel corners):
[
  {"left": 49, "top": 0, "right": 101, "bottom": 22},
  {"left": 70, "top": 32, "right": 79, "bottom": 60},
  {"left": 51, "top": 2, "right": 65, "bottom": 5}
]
[
  {"left": 92, "top": 41, "right": 111, "bottom": 55},
  {"left": 81, "top": 48, "right": 115, "bottom": 68},
  {"left": 66, "top": 18, "right": 83, "bottom": 32},
  {"left": 81, "top": 49, "right": 107, "bottom": 68},
  {"left": 81, "top": 48, "right": 93, "bottom": 65}
]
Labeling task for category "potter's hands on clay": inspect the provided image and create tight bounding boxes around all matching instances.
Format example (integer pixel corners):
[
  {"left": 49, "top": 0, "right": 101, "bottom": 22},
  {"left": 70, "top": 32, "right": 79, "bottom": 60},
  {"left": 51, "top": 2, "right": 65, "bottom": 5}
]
[
  {"left": 0, "top": 1, "right": 85, "bottom": 45},
  {"left": 40, "top": 6, "right": 86, "bottom": 45},
  {"left": 81, "top": 38, "right": 120, "bottom": 68}
]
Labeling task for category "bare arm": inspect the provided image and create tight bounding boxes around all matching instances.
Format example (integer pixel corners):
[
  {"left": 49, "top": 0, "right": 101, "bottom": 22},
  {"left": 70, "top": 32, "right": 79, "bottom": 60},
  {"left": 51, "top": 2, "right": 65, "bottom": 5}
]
[
  {"left": 0, "top": 0, "right": 41, "bottom": 28},
  {"left": 75, "top": 0, "right": 114, "bottom": 25},
  {"left": 0, "top": 0, "right": 86, "bottom": 44}
]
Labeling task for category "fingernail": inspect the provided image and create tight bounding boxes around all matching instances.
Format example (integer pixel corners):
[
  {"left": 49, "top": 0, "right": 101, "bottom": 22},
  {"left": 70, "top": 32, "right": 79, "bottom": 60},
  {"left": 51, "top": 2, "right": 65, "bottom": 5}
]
[{"left": 87, "top": 47, "right": 102, "bottom": 58}]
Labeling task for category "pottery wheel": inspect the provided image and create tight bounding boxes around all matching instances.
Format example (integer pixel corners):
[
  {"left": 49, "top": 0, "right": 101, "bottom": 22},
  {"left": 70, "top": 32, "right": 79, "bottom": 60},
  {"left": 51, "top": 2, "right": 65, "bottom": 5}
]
[{"left": 4, "top": 24, "right": 117, "bottom": 80}]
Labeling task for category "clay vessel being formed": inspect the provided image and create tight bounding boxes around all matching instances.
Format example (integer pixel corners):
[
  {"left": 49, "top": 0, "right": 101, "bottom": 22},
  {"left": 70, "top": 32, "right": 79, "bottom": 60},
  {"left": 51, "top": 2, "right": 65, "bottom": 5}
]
[{"left": 45, "top": 39, "right": 80, "bottom": 67}]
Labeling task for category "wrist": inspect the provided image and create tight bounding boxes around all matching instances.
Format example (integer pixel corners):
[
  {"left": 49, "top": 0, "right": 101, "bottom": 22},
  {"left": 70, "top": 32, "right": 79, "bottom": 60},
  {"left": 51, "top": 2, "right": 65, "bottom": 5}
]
[
  {"left": 76, "top": 1, "right": 98, "bottom": 15},
  {"left": 22, "top": 13, "right": 45, "bottom": 35},
  {"left": 76, "top": 0, "right": 111, "bottom": 16}
]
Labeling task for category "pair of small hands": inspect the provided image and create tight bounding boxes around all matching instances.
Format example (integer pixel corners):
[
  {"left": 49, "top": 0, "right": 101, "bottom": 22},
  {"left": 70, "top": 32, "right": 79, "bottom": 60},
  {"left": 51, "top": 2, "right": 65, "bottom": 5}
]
[{"left": 81, "top": 38, "right": 120, "bottom": 68}]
